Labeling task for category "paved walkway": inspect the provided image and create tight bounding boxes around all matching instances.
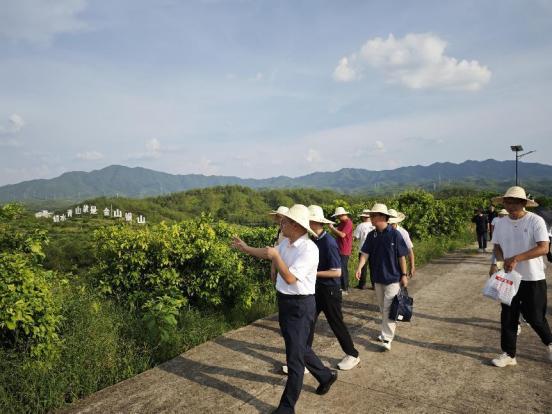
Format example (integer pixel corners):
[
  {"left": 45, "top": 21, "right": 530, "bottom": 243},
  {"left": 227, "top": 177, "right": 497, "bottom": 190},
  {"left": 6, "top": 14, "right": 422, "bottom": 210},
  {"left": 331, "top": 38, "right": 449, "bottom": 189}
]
[{"left": 65, "top": 249, "right": 552, "bottom": 413}]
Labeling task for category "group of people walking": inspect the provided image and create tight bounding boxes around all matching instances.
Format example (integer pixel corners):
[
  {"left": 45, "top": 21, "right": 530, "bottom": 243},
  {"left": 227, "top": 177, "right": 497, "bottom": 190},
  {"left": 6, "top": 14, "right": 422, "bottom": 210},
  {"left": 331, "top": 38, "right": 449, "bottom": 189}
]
[
  {"left": 232, "top": 203, "right": 413, "bottom": 413},
  {"left": 230, "top": 185, "right": 550, "bottom": 413}
]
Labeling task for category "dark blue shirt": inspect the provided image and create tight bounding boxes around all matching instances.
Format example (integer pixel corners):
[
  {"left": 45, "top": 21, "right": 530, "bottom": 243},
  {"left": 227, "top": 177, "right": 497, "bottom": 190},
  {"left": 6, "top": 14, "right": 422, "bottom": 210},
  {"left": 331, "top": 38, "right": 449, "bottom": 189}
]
[
  {"left": 312, "top": 231, "right": 342, "bottom": 287},
  {"left": 360, "top": 225, "right": 409, "bottom": 285}
]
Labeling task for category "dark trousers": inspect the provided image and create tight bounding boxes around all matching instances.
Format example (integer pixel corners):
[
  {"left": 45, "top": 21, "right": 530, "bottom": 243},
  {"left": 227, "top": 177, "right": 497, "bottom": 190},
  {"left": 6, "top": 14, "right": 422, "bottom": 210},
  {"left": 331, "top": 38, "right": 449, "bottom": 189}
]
[
  {"left": 277, "top": 294, "right": 333, "bottom": 413},
  {"left": 357, "top": 252, "right": 372, "bottom": 288},
  {"left": 307, "top": 285, "right": 358, "bottom": 357},
  {"left": 501, "top": 279, "right": 552, "bottom": 357},
  {"left": 477, "top": 232, "right": 487, "bottom": 249},
  {"left": 340, "top": 254, "right": 350, "bottom": 291}
]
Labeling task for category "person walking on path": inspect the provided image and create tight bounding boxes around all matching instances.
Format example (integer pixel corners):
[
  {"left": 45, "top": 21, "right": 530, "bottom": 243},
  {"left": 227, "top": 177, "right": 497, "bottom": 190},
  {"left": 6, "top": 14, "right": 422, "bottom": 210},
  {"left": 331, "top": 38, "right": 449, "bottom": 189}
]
[
  {"left": 489, "top": 186, "right": 552, "bottom": 367},
  {"left": 307, "top": 205, "right": 360, "bottom": 371},
  {"left": 354, "top": 203, "right": 409, "bottom": 351},
  {"left": 488, "top": 205, "right": 498, "bottom": 240},
  {"left": 388, "top": 208, "right": 415, "bottom": 278},
  {"left": 353, "top": 209, "right": 375, "bottom": 289},
  {"left": 232, "top": 204, "right": 337, "bottom": 413},
  {"left": 269, "top": 206, "right": 289, "bottom": 284},
  {"left": 329, "top": 207, "right": 353, "bottom": 294},
  {"left": 472, "top": 208, "right": 489, "bottom": 252}
]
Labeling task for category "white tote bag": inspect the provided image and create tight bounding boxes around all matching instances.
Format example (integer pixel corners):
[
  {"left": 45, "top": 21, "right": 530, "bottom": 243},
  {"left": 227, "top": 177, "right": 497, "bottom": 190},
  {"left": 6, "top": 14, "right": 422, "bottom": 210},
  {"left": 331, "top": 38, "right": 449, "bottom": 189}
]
[{"left": 483, "top": 269, "right": 522, "bottom": 306}]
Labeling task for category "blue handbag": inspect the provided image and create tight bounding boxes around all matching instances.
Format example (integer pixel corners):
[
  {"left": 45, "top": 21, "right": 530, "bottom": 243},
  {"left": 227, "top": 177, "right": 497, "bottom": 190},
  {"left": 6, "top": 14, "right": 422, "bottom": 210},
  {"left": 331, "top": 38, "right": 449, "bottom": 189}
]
[{"left": 389, "top": 287, "right": 413, "bottom": 322}]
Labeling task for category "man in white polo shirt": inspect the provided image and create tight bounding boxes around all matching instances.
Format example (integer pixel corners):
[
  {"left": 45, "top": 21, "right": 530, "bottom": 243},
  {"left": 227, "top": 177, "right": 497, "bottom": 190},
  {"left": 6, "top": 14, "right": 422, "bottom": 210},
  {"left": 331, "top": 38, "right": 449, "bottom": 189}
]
[
  {"left": 353, "top": 209, "right": 375, "bottom": 289},
  {"left": 388, "top": 209, "right": 415, "bottom": 278},
  {"left": 232, "top": 204, "right": 337, "bottom": 413},
  {"left": 489, "top": 186, "right": 552, "bottom": 367}
]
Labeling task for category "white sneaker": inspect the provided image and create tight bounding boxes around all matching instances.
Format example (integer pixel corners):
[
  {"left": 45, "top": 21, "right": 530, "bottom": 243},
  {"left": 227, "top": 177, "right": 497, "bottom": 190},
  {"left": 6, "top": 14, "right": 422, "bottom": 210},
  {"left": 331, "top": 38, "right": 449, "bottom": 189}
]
[
  {"left": 491, "top": 353, "right": 517, "bottom": 367},
  {"left": 547, "top": 344, "right": 552, "bottom": 362},
  {"left": 517, "top": 324, "right": 521, "bottom": 336},
  {"left": 376, "top": 335, "right": 392, "bottom": 351},
  {"left": 337, "top": 355, "right": 360, "bottom": 370},
  {"left": 282, "top": 365, "right": 309, "bottom": 375}
]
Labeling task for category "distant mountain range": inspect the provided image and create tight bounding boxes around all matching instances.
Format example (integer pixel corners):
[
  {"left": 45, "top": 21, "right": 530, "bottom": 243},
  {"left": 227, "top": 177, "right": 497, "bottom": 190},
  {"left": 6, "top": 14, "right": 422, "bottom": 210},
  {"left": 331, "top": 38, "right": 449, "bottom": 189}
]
[{"left": 1, "top": 159, "right": 552, "bottom": 205}]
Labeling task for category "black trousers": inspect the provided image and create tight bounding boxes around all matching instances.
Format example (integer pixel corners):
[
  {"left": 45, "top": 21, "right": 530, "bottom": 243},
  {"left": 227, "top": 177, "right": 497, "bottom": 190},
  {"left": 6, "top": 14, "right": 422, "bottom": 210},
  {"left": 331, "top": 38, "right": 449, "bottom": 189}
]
[
  {"left": 477, "top": 232, "right": 487, "bottom": 249},
  {"left": 340, "top": 254, "right": 350, "bottom": 291},
  {"left": 277, "top": 294, "right": 333, "bottom": 413},
  {"left": 357, "top": 252, "right": 372, "bottom": 288},
  {"left": 501, "top": 279, "right": 552, "bottom": 357},
  {"left": 307, "top": 284, "right": 358, "bottom": 357}
]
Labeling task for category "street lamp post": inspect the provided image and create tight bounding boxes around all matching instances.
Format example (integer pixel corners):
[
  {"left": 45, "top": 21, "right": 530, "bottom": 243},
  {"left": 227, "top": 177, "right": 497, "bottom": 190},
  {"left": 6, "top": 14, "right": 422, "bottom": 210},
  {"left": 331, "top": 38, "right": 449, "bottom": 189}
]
[{"left": 510, "top": 145, "right": 536, "bottom": 186}]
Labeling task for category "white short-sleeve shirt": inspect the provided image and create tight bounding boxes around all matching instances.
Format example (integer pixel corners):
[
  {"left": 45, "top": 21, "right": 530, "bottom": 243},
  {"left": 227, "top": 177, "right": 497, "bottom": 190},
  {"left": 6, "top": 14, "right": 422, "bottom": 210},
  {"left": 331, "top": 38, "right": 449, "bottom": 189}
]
[
  {"left": 275, "top": 234, "right": 319, "bottom": 295},
  {"left": 491, "top": 216, "right": 502, "bottom": 227},
  {"left": 491, "top": 212, "right": 549, "bottom": 281},
  {"left": 397, "top": 226, "right": 414, "bottom": 250},
  {"left": 354, "top": 222, "right": 375, "bottom": 252}
]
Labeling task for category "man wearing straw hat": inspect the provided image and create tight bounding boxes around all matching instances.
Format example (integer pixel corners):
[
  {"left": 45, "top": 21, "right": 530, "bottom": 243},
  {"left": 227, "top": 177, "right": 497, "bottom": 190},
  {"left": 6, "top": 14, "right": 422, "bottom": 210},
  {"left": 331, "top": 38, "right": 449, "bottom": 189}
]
[
  {"left": 388, "top": 209, "right": 415, "bottom": 278},
  {"left": 307, "top": 205, "right": 361, "bottom": 370},
  {"left": 353, "top": 209, "right": 375, "bottom": 289},
  {"left": 489, "top": 186, "right": 552, "bottom": 367},
  {"left": 329, "top": 206, "right": 353, "bottom": 294},
  {"left": 269, "top": 206, "right": 289, "bottom": 284},
  {"left": 232, "top": 204, "right": 337, "bottom": 413},
  {"left": 354, "top": 203, "right": 409, "bottom": 351}
]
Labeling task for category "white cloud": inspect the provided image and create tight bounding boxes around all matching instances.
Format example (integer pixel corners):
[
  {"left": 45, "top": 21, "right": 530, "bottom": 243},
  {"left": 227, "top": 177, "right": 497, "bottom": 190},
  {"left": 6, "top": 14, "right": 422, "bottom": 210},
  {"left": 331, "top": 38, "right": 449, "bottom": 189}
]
[
  {"left": 306, "top": 148, "right": 322, "bottom": 163},
  {"left": 334, "top": 33, "right": 491, "bottom": 91},
  {"left": 146, "top": 138, "right": 161, "bottom": 153},
  {"left": 0, "top": 113, "right": 25, "bottom": 134},
  {"left": 374, "top": 140, "right": 385, "bottom": 151},
  {"left": 0, "top": 0, "right": 89, "bottom": 46},
  {"left": 128, "top": 138, "right": 162, "bottom": 161},
  {"left": 76, "top": 150, "right": 104, "bottom": 161},
  {"left": 333, "top": 57, "right": 358, "bottom": 82}
]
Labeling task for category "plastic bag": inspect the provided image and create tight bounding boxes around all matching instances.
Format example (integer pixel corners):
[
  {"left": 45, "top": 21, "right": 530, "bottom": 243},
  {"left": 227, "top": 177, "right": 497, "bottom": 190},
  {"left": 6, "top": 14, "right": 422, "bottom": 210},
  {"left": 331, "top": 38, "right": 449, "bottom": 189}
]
[{"left": 483, "top": 269, "right": 522, "bottom": 306}]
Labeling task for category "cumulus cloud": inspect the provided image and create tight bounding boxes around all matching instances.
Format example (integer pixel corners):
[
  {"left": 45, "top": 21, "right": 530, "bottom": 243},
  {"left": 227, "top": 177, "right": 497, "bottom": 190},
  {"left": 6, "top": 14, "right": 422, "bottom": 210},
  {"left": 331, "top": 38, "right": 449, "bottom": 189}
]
[
  {"left": 128, "top": 138, "right": 162, "bottom": 161},
  {"left": 0, "top": 0, "right": 89, "bottom": 45},
  {"left": 333, "top": 57, "right": 358, "bottom": 82},
  {"left": 76, "top": 150, "right": 104, "bottom": 161},
  {"left": 333, "top": 33, "right": 491, "bottom": 91},
  {"left": 306, "top": 148, "right": 322, "bottom": 163},
  {"left": 374, "top": 140, "right": 385, "bottom": 151},
  {"left": 0, "top": 113, "right": 25, "bottom": 134}
]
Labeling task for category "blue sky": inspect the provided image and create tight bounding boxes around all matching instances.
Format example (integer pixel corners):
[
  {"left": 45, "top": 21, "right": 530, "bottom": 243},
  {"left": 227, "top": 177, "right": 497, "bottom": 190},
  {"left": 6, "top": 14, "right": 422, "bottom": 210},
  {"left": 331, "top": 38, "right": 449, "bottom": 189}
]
[{"left": 0, "top": 0, "right": 551, "bottom": 185}]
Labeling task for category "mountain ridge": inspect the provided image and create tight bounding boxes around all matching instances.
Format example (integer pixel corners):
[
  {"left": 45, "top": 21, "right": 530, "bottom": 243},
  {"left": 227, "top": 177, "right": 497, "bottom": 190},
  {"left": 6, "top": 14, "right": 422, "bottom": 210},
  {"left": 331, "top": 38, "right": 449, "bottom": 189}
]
[{"left": 1, "top": 159, "right": 552, "bottom": 204}]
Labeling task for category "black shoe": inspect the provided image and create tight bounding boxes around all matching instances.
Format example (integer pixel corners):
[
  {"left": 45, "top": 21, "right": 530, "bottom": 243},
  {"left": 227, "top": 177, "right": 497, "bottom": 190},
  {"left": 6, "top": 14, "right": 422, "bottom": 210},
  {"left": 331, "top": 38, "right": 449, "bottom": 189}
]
[
  {"left": 316, "top": 371, "right": 338, "bottom": 395},
  {"left": 355, "top": 285, "right": 366, "bottom": 290}
]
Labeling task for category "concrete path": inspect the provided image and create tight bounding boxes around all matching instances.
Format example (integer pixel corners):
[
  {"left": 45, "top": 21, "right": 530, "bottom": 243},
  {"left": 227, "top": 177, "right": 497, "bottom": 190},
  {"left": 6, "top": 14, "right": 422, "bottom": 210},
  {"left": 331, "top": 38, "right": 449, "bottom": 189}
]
[{"left": 65, "top": 249, "right": 552, "bottom": 413}]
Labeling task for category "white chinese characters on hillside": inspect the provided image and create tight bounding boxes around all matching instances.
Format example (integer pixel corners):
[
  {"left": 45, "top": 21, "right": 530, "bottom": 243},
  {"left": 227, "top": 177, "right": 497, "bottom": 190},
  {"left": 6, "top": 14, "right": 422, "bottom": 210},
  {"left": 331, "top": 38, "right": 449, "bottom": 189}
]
[
  {"left": 103, "top": 207, "right": 110, "bottom": 217},
  {"left": 35, "top": 210, "right": 52, "bottom": 218},
  {"left": 124, "top": 212, "right": 132, "bottom": 222},
  {"left": 75, "top": 206, "right": 82, "bottom": 215},
  {"left": 113, "top": 209, "right": 122, "bottom": 218},
  {"left": 67, "top": 209, "right": 73, "bottom": 218},
  {"left": 83, "top": 204, "right": 89, "bottom": 214},
  {"left": 90, "top": 205, "right": 97, "bottom": 215},
  {"left": 137, "top": 215, "right": 146, "bottom": 224}
]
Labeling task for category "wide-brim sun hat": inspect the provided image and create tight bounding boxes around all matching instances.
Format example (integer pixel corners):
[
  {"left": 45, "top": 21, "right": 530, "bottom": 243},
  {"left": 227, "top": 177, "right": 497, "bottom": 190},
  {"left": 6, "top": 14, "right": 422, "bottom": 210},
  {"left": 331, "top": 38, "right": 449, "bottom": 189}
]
[
  {"left": 368, "top": 203, "right": 397, "bottom": 218},
  {"left": 388, "top": 209, "right": 406, "bottom": 224},
  {"left": 308, "top": 205, "right": 334, "bottom": 224},
  {"left": 268, "top": 206, "right": 289, "bottom": 216},
  {"left": 331, "top": 206, "right": 350, "bottom": 217},
  {"left": 498, "top": 209, "right": 509, "bottom": 216},
  {"left": 280, "top": 204, "right": 318, "bottom": 237},
  {"left": 359, "top": 209, "right": 371, "bottom": 218},
  {"left": 492, "top": 186, "right": 538, "bottom": 207}
]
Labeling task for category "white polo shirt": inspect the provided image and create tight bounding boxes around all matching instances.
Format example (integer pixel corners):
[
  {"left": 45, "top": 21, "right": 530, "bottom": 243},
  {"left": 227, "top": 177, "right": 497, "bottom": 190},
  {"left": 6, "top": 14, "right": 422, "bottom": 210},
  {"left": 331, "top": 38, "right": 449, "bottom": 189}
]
[
  {"left": 354, "top": 222, "right": 375, "bottom": 252},
  {"left": 275, "top": 233, "right": 319, "bottom": 295},
  {"left": 397, "top": 226, "right": 414, "bottom": 250},
  {"left": 491, "top": 212, "right": 549, "bottom": 281}
]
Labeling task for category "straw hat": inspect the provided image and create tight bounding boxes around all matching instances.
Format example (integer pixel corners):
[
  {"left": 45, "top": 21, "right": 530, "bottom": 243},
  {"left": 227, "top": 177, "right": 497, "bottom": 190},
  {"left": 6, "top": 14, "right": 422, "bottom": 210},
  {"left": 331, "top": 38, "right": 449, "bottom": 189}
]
[
  {"left": 268, "top": 206, "right": 289, "bottom": 216},
  {"left": 331, "top": 206, "right": 350, "bottom": 217},
  {"left": 498, "top": 209, "right": 508, "bottom": 216},
  {"left": 492, "top": 186, "right": 538, "bottom": 207},
  {"left": 359, "top": 209, "right": 371, "bottom": 218},
  {"left": 387, "top": 208, "right": 406, "bottom": 224},
  {"left": 308, "top": 205, "right": 335, "bottom": 224},
  {"left": 368, "top": 203, "right": 397, "bottom": 218},
  {"left": 280, "top": 204, "right": 318, "bottom": 237}
]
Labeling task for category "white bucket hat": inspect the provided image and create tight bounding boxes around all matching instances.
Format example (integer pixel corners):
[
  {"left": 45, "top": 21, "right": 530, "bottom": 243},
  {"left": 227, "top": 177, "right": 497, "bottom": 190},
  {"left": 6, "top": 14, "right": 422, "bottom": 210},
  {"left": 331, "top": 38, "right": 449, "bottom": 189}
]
[
  {"left": 492, "top": 186, "right": 538, "bottom": 207},
  {"left": 331, "top": 206, "right": 350, "bottom": 217},
  {"left": 388, "top": 209, "right": 406, "bottom": 224},
  {"left": 498, "top": 208, "right": 509, "bottom": 216},
  {"left": 359, "top": 209, "right": 371, "bottom": 218},
  {"left": 268, "top": 206, "right": 289, "bottom": 216},
  {"left": 368, "top": 203, "right": 397, "bottom": 218},
  {"left": 280, "top": 204, "right": 318, "bottom": 237},
  {"left": 308, "top": 205, "right": 335, "bottom": 224}
]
